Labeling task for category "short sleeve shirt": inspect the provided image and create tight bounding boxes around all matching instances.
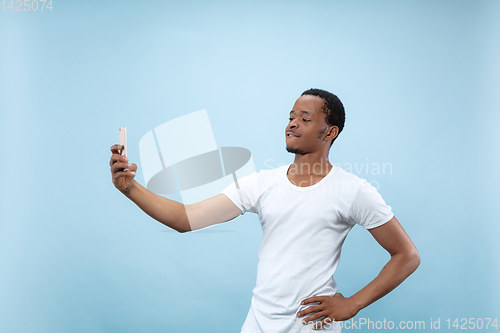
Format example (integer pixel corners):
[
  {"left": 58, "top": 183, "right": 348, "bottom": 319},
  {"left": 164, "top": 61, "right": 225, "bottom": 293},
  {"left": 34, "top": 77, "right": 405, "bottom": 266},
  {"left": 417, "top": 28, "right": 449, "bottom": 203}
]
[{"left": 221, "top": 163, "right": 394, "bottom": 332}]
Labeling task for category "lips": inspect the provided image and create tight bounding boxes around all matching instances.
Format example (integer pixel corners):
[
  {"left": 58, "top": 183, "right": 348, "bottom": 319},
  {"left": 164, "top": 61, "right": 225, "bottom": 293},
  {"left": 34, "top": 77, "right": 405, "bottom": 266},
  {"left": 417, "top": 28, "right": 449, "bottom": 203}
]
[{"left": 286, "top": 131, "right": 300, "bottom": 137}]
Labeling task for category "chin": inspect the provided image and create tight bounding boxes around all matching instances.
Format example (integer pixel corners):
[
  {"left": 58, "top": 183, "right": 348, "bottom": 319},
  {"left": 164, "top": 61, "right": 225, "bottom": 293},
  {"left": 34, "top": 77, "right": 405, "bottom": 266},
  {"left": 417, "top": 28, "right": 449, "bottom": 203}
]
[{"left": 286, "top": 145, "right": 305, "bottom": 155}]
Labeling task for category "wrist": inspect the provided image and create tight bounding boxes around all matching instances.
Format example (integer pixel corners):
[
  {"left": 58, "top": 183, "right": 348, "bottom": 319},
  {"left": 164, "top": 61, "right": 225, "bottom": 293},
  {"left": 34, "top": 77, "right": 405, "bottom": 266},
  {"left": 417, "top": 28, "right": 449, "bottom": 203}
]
[
  {"left": 121, "top": 180, "right": 137, "bottom": 196},
  {"left": 348, "top": 295, "right": 366, "bottom": 313}
]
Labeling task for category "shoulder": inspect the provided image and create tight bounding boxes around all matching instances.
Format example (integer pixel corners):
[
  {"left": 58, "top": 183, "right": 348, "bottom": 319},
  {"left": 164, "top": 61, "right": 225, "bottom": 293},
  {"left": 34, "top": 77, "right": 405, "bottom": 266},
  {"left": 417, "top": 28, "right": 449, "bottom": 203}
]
[
  {"left": 247, "top": 163, "right": 287, "bottom": 192},
  {"left": 253, "top": 163, "right": 288, "bottom": 179},
  {"left": 330, "top": 164, "right": 365, "bottom": 193},
  {"left": 234, "top": 164, "right": 282, "bottom": 186}
]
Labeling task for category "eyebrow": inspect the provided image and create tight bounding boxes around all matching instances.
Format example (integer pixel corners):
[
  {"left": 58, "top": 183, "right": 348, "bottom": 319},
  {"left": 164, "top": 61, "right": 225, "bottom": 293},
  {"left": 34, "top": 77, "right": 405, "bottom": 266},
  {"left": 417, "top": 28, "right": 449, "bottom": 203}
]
[{"left": 289, "top": 110, "right": 313, "bottom": 116}]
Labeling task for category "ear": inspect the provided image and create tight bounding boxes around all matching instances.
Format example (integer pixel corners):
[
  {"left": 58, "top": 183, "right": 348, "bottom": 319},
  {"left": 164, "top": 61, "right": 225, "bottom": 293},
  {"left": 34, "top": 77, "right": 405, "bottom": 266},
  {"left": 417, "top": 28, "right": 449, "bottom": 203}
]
[{"left": 325, "top": 125, "right": 339, "bottom": 141}]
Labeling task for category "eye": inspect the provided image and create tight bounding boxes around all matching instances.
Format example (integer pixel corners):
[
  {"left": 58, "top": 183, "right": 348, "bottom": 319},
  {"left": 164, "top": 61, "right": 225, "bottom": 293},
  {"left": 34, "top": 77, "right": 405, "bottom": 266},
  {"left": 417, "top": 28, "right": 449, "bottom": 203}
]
[
  {"left": 289, "top": 117, "right": 294, "bottom": 121},
  {"left": 303, "top": 119, "right": 311, "bottom": 122}
]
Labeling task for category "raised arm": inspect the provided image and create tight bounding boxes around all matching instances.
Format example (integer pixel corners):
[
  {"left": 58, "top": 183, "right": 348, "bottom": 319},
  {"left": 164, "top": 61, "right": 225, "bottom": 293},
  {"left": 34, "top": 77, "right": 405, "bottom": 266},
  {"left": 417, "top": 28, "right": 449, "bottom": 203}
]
[{"left": 109, "top": 144, "right": 242, "bottom": 233}]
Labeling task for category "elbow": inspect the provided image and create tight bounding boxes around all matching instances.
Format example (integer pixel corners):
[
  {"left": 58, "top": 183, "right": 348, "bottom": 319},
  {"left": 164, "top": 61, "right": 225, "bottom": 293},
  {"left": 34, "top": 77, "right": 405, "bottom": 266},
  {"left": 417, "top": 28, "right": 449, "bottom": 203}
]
[
  {"left": 160, "top": 215, "right": 192, "bottom": 233},
  {"left": 176, "top": 223, "right": 192, "bottom": 233},
  {"left": 394, "top": 247, "right": 420, "bottom": 275},
  {"left": 406, "top": 249, "right": 421, "bottom": 274},
  {"left": 159, "top": 222, "right": 191, "bottom": 233}
]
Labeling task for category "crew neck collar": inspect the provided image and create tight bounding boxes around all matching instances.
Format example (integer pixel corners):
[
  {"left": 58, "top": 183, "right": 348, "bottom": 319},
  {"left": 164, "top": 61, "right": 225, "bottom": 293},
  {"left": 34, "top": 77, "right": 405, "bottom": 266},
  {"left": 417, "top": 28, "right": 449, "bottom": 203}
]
[{"left": 283, "top": 162, "right": 336, "bottom": 191}]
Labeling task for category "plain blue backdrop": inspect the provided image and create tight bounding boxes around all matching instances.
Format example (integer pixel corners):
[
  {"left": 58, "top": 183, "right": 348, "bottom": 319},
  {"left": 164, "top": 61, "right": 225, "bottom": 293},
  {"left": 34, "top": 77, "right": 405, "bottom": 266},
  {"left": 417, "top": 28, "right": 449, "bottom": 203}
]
[{"left": 1, "top": 1, "right": 499, "bottom": 332}]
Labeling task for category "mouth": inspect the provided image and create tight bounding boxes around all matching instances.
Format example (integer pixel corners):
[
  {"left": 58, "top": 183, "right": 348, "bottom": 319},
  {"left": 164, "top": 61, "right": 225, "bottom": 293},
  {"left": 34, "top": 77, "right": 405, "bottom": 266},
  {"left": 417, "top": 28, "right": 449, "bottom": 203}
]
[{"left": 286, "top": 132, "right": 300, "bottom": 137}]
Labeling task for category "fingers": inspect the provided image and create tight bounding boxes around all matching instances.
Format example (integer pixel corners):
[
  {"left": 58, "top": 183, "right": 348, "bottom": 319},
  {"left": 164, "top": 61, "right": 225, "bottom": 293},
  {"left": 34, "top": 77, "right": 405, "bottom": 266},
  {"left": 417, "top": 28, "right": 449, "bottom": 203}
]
[
  {"left": 110, "top": 143, "right": 125, "bottom": 167},
  {"left": 114, "top": 169, "right": 136, "bottom": 178},
  {"left": 110, "top": 145, "right": 136, "bottom": 174},
  {"left": 297, "top": 305, "right": 321, "bottom": 318},
  {"left": 110, "top": 144, "right": 123, "bottom": 155},
  {"left": 302, "top": 296, "right": 323, "bottom": 305},
  {"left": 312, "top": 317, "right": 334, "bottom": 330},
  {"left": 303, "top": 311, "right": 326, "bottom": 324},
  {"left": 111, "top": 162, "right": 134, "bottom": 173},
  {"left": 110, "top": 154, "right": 128, "bottom": 167}
]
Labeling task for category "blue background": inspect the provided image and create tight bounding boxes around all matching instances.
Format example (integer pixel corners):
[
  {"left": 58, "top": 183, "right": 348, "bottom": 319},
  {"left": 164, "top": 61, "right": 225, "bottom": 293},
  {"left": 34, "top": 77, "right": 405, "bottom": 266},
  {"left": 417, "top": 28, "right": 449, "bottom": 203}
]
[{"left": 1, "top": 0, "right": 499, "bottom": 332}]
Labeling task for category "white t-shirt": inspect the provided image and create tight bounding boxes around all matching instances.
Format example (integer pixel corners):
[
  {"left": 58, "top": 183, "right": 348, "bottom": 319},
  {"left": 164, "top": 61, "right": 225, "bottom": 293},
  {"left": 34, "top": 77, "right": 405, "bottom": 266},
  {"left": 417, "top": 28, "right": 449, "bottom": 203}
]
[{"left": 221, "top": 163, "right": 394, "bottom": 333}]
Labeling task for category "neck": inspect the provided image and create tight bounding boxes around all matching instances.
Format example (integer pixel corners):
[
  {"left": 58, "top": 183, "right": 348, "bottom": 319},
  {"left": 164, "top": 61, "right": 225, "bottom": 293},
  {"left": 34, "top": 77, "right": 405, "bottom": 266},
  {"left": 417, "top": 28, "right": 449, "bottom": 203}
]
[{"left": 290, "top": 154, "right": 332, "bottom": 176}]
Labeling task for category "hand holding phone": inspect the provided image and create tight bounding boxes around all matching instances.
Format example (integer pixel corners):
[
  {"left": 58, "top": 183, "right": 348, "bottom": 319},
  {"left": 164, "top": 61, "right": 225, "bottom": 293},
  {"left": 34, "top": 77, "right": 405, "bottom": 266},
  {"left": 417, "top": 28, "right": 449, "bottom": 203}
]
[{"left": 110, "top": 127, "right": 136, "bottom": 194}]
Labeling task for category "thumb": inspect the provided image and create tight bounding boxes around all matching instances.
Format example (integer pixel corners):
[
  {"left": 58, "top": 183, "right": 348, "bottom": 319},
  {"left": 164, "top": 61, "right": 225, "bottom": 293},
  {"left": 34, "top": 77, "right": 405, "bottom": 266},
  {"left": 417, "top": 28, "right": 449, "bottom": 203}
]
[{"left": 334, "top": 292, "right": 345, "bottom": 299}]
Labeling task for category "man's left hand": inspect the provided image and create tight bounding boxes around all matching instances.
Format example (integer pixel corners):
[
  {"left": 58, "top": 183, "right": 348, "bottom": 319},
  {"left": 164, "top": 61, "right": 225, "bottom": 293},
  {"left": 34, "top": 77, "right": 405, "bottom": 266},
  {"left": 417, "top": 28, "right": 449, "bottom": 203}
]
[{"left": 297, "top": 293, "right": 360, "bottom": 330}]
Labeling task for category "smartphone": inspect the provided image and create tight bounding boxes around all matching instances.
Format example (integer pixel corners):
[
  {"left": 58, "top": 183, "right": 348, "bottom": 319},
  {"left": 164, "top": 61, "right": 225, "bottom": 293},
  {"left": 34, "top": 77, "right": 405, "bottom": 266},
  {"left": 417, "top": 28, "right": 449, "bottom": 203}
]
[
  {"left": 119, "top": 126, "right": 127, "bottom": 157},
  {"left": 119, "top": 126, "right": 128, "bottom": 171}
]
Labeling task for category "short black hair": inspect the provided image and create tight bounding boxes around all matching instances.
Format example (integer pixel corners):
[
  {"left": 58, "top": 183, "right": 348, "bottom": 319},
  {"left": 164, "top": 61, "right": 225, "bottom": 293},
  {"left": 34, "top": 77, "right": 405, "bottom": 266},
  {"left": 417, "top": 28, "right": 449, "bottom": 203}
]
[{"left": 301, "top": 88, "right": 345, "bottom": 147}]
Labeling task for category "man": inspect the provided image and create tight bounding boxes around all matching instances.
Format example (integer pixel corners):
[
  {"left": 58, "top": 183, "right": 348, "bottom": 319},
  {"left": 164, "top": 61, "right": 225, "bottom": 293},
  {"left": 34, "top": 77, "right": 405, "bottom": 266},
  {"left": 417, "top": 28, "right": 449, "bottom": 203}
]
[{"left": 109, "top": 88, "right": 420, "bottom": 332}]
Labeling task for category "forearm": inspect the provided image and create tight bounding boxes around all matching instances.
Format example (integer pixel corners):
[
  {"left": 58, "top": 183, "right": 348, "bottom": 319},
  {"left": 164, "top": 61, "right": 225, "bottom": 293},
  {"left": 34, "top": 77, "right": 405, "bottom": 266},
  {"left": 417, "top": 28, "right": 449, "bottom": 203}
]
[
  {"left": 121, "top": 179, "right": 190, "bottom": 233},
  {"left": 350, "top": 250, "right": 420, "bottom": 311}
]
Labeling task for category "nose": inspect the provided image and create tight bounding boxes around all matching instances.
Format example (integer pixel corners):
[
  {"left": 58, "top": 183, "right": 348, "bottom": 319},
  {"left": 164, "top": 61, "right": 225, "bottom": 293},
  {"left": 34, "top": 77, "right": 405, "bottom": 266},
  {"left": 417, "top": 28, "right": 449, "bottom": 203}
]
[{"left": 288, "top": 118, "right": 299, "bottom": 129}]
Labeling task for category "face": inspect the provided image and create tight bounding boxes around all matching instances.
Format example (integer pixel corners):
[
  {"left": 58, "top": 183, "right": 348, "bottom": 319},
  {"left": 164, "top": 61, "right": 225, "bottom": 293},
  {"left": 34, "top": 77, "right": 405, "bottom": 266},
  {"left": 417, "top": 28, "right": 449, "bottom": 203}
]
[{"left": 285, "top": 95, "right": 334, "bottom": 155}]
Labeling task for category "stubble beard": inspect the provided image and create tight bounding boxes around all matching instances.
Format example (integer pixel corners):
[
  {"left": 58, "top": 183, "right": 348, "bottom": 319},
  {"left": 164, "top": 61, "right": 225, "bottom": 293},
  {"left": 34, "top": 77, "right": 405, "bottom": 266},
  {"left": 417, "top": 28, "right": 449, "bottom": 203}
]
[{"left": 286, "top": 145, "right": 306, "bottom": 155}]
